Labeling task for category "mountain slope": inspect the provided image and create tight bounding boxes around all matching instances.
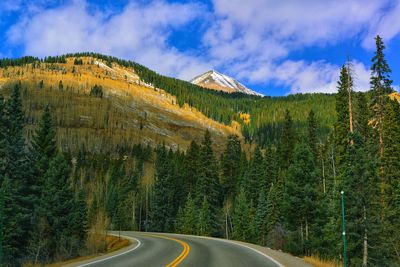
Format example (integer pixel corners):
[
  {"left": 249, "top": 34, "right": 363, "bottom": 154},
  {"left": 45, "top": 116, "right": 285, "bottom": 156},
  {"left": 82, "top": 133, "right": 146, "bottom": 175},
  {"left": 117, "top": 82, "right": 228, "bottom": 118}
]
[
  {"left": 190, "top": 70, "right": 263, "bottom": 96},
  {"left": 0, "top": 53, "right": 337, "bottom": 149},
  {"left": 0, "top": 56, "right": 242, "bottom": 154}
]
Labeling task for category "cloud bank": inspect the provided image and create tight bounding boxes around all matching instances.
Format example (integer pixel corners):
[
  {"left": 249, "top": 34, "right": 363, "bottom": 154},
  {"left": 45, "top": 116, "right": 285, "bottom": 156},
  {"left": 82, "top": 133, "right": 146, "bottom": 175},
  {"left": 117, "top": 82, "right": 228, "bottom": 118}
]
[{"left": 4, "top": 0, "right": 400, "bottom": 94}]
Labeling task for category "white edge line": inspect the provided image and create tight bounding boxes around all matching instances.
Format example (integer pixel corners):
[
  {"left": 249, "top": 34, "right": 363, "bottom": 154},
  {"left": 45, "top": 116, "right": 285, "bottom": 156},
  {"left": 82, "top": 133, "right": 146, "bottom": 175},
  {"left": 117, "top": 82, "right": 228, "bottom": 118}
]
[
  {"left": 218, "top": 239, "right": 285, "bottom": 267},
  {"left": 76, "top": 235, "right": 141, "bottom": 267},
  {"left": 166, "top": 233, "right": 285, "bottom": 267}
]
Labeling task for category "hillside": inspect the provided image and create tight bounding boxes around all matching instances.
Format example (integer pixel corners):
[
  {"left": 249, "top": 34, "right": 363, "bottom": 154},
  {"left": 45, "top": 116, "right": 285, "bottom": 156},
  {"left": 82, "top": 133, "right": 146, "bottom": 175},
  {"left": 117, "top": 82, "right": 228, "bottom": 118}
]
[
  {"left": 0, "top": 56, "right": 241, "bottom": 154},
  {"left": 0, "top": 53, "right": 337, "bottom": 151},
  {"left": 190, "top": 70, "right": 263, "bottom": 96}
]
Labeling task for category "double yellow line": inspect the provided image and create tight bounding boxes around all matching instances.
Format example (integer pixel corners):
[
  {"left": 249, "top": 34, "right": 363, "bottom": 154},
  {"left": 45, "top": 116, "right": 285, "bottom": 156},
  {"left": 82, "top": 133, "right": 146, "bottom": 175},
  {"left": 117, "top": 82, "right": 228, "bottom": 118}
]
[{"left": 141, "top": 233, "right": 190, "bottom": 267}]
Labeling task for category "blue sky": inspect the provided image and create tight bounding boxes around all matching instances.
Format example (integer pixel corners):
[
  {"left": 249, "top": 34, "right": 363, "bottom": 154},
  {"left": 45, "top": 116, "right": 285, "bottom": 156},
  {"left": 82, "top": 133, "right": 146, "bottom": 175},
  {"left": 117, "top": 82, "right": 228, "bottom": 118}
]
[{"left": 0, "top": 0, "right": 399, "bottom": 96}]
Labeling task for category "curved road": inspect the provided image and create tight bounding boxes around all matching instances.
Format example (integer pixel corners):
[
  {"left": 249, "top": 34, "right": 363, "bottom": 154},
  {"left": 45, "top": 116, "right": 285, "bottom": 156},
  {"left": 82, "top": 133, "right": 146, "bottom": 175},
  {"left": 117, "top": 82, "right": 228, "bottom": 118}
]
[{"left": 71, "top": 231, "right": 311, "bottom": 267}]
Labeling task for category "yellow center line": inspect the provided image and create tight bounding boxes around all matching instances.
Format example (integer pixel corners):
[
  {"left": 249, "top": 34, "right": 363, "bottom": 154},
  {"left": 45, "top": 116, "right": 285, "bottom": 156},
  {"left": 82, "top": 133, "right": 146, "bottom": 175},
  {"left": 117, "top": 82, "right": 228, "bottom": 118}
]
[{"left": 140, "top": 233, "right": 190, "bottom": 267}]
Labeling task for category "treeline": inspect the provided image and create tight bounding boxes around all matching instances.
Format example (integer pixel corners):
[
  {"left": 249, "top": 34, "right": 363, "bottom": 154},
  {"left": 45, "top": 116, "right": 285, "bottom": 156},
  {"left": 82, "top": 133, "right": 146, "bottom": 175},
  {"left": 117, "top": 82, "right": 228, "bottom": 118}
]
[{"left": 0, "top": 85, "right": 87, "bottom": 266}]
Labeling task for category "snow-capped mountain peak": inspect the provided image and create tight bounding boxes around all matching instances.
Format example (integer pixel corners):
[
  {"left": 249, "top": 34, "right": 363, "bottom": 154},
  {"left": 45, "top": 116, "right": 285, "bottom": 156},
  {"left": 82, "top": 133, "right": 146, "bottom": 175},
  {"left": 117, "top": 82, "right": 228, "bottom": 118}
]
[{"left": 190, "top": 70, "right": 263, "bottom": 96}]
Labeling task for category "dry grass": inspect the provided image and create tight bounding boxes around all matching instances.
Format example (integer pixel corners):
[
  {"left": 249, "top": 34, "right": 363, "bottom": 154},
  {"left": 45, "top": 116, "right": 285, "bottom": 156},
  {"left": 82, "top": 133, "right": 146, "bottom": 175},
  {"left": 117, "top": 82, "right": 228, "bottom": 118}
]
[
  {"left": 40, "top": 235, "right": 130, "bottom": 267},
  {"left": 304, "top": 255, "right": 342, "bottom": 267}
]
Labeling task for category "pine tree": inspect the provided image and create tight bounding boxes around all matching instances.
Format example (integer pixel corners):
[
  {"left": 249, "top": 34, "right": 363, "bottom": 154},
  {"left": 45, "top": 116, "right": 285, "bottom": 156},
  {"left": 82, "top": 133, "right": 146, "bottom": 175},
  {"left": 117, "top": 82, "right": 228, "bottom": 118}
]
[
  {"left": 221, "top": 135, "right": 242, "bottom": 200},
  {"left": 31, "top": 105, "right": 57, "bottom": 182},
  {"left": 151, "top": 145, "right": 174, "bottom": 232},
  {"left": 198, "top": 197, "right": 213, "bottom": 236},
  {"left": 38, "top": 154, "right": 82, "bottom": 260},
  {"left": 381, "top": 98, "right": 400, "bottom": 264},
  {"left": 177, "top": 193, "right": 196, "bottom": 235},
  {"left": 196, "top": 130, "right": 220, "bottom": 235},
  {"left": 279, "top": 109, "right": 296, "bottom": 169},
  {"left": 243, "top": 146, "right": 265, "bottom": 205},
  {"left": 255, "top": 188, "right": 268, "bottom": 245},
  {"left": 335, "top": 66, "right": 353, "bottom": 169},
  {"left": 354, "top": 93, "right": 370, "bottom": 142},
  {"left": 264, "top": 146, "right": 278, "bottom": 189},
  {"left": 340, "top": 133, "right": 382, "bottom": 266},
  {"left": 307, "top": 109, "right": 318, "bottom": 160},
  {"left": 183, "top": 141, "right": 201, "bottom": 196},
  {"left": 0, "top": 95, "right": 6, "bottom": 184},
  {"left": 286, "top": 142, "right": 318, "bottom": 255},
  {"left": 0, "top": 181, "right": 4, "bottom": 265},
  {"left": 266, "top": 178, "right": 285, "bottom": 250},
  {"left": 232, "top": 188, "right": 252, "bottom": 242},
  {"left": 2, "top": 84, "right": 33, "bottom": 263},
  {"left": 370, "top": 35, "right": 393, "bottom": 206}
]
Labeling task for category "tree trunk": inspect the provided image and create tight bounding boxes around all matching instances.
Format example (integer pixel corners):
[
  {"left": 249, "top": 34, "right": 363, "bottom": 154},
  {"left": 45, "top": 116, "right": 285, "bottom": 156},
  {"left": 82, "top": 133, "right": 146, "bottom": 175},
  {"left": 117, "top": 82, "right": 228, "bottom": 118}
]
[
  {"left": 300, "top": 223, "right": 304, "bottom": 251},
  {"left": 132, "top": 195, "right": 136, "bottom": 230},
  {"left": 225, "top": 212, "right": 229, "bottom": 240},
  {"left": 363, "top": 206, "right": 368, "bottom": 267},
  {"left": 331, "top": 147, "right": 337, "bottom": 185},
  {"left": 322, "top": 157, "right": 326, "bottom": 194},
  {"left": 305, "top": 219, "right": 309, "bottom": 241}
]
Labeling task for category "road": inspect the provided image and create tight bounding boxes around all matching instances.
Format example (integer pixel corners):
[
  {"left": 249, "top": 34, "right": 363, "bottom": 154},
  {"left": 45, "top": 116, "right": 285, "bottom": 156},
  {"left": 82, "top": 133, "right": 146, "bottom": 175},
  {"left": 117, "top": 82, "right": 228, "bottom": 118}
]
[{"left": 71, "top": 231, "right": 312, "bottom": 267}]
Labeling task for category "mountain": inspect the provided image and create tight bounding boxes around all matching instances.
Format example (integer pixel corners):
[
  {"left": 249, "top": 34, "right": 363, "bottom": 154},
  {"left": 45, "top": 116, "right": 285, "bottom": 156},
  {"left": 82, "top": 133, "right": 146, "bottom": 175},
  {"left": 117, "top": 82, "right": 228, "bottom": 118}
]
[
  {"left": 0, "top": 55, "right": 242, "bottom": 154},
  {"left": 190, "top": 70, "right": 263, "bottom": 96},
  {"left": 0, "top": 53, "right": 336, "bottom": 152}
]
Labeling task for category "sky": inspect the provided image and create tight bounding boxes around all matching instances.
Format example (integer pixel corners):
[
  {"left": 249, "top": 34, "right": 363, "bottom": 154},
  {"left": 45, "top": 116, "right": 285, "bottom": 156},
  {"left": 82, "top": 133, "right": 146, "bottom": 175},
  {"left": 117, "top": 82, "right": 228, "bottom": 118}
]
[{"left": 0, "top": 0, "right": 399, "bottom": 96}]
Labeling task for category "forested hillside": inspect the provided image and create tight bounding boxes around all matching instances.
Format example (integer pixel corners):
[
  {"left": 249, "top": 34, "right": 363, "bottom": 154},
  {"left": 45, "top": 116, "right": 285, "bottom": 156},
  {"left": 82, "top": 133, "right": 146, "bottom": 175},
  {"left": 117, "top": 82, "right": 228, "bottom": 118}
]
[
  {"left": 0, "top": 52, "right": 336, "bottom": 150},
  {"left": 0, "top": 35, "right": 399, "bottom": 267}
]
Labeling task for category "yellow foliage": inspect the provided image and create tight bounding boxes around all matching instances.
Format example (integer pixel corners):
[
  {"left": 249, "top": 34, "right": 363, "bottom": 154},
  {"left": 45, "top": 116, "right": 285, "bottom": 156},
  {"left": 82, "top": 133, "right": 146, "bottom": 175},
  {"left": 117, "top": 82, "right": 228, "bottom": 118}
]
[
  {"left": 389, "top": 92, "right": 400, "bottom": 103},
  {"left": 239, "top": 112, "right": 251, "bottom": 124}
]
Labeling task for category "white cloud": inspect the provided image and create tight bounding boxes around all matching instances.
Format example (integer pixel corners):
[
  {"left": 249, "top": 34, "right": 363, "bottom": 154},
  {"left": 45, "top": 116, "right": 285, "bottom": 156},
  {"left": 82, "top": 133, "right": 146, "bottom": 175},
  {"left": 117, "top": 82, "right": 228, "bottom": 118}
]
[
  {"left": 362, "top": 1, "right": 400, "bottom": 49},
  {"left": 203, "top": 0, "right": 398, "bottom": 94},
  {"left": 6, "top": 0, "right": 400, "bottom": 94},
  {"left": 7, "top": 0, "right": 211, "bottom": 80}
]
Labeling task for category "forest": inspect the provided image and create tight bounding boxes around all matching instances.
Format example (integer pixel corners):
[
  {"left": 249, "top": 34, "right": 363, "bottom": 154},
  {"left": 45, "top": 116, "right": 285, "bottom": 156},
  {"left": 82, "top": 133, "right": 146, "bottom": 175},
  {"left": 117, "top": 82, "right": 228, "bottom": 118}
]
[{"left": 0, "top": 35, "right": 399, "bottom": 266}]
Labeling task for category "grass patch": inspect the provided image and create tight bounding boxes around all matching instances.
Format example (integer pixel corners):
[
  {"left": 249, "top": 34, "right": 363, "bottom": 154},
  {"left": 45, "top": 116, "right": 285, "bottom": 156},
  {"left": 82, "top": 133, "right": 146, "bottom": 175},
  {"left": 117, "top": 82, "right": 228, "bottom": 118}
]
[
  {"left": 304, "top": 255, "right": 342, "bottom": 267},
  {"left": 22, "top": 235, "right": 131, "bottom": 267}
]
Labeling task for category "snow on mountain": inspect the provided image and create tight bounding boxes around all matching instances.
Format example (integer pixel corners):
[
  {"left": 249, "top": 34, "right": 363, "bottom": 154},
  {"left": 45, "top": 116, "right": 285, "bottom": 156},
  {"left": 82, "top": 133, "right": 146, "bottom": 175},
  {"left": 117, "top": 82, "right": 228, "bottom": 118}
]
[{"left": 190, "top": 70, "right": 263, "bottom": 96}]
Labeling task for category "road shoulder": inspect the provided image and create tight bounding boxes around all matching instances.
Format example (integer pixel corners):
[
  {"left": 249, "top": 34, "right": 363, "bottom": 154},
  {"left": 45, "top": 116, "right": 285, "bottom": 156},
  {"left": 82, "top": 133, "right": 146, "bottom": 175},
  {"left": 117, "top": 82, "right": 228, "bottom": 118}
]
[
  {"left": 64, "top": 234, "right": 139, "bottom": 267},
  {"left": 228, "top": 240, "right": 313, "bottom": 267}
]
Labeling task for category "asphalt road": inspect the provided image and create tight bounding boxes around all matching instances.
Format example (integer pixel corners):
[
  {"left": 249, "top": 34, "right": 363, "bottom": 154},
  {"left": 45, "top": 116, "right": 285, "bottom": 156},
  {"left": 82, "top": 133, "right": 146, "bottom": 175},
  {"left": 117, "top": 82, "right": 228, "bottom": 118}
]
[{"left": 73, "top": 231, "right": 311, "bottom": 267}]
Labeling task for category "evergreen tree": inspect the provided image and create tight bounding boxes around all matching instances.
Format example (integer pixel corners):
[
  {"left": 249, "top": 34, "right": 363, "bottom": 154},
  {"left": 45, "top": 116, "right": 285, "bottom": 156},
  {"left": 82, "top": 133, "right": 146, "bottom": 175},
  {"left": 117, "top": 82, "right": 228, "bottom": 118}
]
[
  {"left": 31, "top": 105, "right": 57, "bottom": 182},
  {"left": 266, "top": 178, "right": 285, "bottom": 250},
  {"left": 232, "top": 188, "right": 252, "bottom": 242},
  {"left": 2, "top": 85, "right": 33, "bottom": 263},
  {"left": 196, "top": 130, "right": 220, "bottom": 236},
  {"left": 354, "top": 93, "right": 370, "bottom": 142},
  {"left": 264, "top": 146, "right": 278, "bottom": 189},
  {"left": 255, "top": 188, "right": 268, "bottom": 245},
  {"left": 176, "top": 194, "right": 196, "bottom": 235},
  {"left": 198, "top": 197, "right": 213, "bottom": 236},
  {"left": 307, "top": 109, "right": 318, "bottom": 160},
  {"left": 335, "top": 66, "right": 353, "bottom": 169},
  {"left": 279, "top": 109, "right": 296, "bottom": 169},
  {"left": 286, "top": 143, "right": 318, "bottom": 255},
  {"left": 340, "top": 133, "right": 382, "bottom": 266},
  {"left": 381, "top": 98, "right": 400, "bottom": 264},
  {"left": 243, "top": 146, "right": 264, "bottom": 205},
  {"left": 183, "top": 141, "right": 201, "bottom": 196},
  {"left": 370, "top": 35, "right": 393, "bottom": 207},
  {"left": 151, "top": 145, "right": 175, "bottom": 232},
  {"left": 0, "top": 95, "right": 6, "bottom": 184},
  {"left": 0, "top": 180, "right": 4, "bottom": 265},
  {"left": 220, "top": 135, "right": 242, "bottom": 200}
]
